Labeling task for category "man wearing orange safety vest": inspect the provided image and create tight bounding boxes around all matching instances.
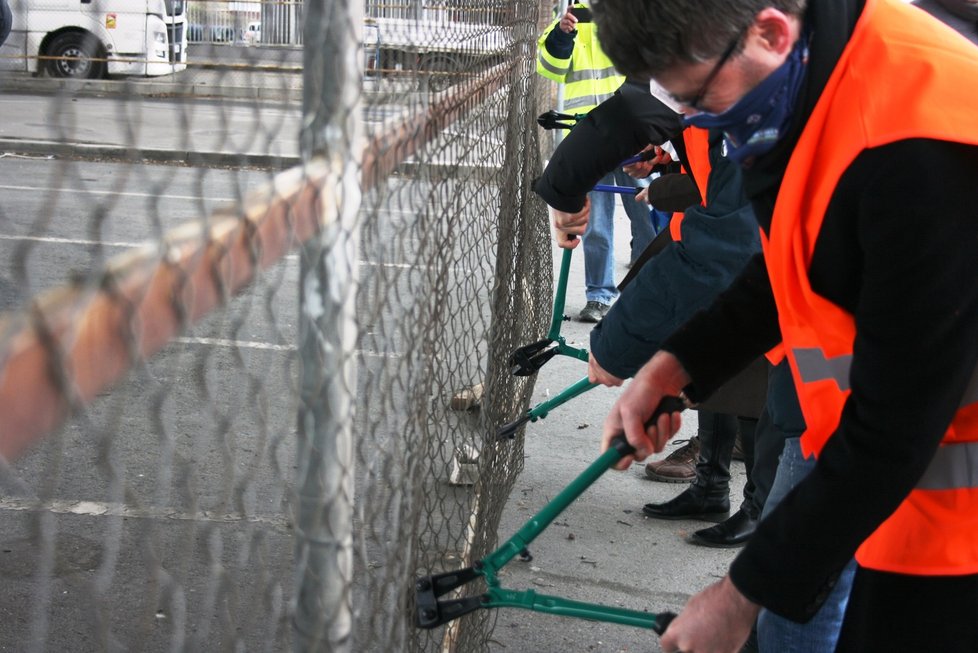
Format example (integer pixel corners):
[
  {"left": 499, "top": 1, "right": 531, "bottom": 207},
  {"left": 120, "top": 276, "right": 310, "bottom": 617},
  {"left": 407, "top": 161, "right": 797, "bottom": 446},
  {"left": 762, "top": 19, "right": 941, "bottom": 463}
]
[{"left": 589, "top": 0, "right": 978, "bottom": 651}]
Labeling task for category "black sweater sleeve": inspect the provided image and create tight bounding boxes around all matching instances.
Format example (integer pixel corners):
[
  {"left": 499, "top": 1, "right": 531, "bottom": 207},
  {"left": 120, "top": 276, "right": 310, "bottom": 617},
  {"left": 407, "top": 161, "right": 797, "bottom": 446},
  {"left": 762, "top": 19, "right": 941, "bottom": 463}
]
[
  {"left": 533, "top": 81, "right": 684, "bottom": 212},
  {"left": 729, "top": 139, "right": 978, "bottom": 622}
]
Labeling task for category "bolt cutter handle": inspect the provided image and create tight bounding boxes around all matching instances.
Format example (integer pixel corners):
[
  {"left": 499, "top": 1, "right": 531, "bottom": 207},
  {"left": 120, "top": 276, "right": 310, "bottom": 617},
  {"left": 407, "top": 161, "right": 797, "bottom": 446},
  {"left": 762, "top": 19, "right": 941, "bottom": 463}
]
[
  {"left": 592, "top": 184, "right": 641, "bottom": 195},
  {"left": 619, "top": 149, "right": 658, "bottom": 166}
]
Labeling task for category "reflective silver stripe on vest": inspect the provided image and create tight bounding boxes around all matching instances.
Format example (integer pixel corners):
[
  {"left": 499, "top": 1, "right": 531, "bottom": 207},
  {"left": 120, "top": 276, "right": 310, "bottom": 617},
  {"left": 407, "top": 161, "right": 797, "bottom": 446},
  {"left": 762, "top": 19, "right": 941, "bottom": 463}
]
[
  {"left": 564, "top": 65, "right": 619, "bottom": 85},
  {"left": 537, "top": 55, "right": 568, "bottom": 77},
  {"left": 793, "top": 348, "right": 852, "bottom": 392},
  {"left": 794, "top": 347, "right": 978, "bottom": 409},
  {"left": 564, "top": 91, "right": 615, "bottom": 111},
  {"left": 917, "top": 441, "right": 978, "bottom": 490}
]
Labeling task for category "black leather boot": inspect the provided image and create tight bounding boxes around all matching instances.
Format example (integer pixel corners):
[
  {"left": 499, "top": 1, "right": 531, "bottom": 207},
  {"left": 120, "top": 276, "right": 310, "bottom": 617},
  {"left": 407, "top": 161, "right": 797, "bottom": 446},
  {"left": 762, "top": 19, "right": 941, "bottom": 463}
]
[
  {"left": 688, "top": 508, "right": 758, "bottom": 548},
  {"left": 692, "top": 409, "right": 737, "bottom": 494},
  {"left": 643, "top": 410, "right": 738, "bottom": 522},
  {"left": 642, "top": 484, "right": 730, "bottom": 522}
]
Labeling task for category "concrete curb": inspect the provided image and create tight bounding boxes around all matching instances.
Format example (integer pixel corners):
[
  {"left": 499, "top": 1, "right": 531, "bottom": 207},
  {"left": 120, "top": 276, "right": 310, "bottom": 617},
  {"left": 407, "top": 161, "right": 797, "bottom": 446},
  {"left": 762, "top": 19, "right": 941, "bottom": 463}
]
[
  {"left": 0, "top": 74, "right": 302, "bottom": 104},
  {"left": 0, "top": 138, "right": 300, "bottom": 170}
]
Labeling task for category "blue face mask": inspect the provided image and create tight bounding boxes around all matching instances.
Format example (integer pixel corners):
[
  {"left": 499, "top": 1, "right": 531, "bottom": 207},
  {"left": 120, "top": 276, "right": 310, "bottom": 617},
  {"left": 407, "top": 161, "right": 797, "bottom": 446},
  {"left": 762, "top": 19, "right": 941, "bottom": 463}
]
[{"left": 683, "top": 32, "right": 809, "bottom": 164}]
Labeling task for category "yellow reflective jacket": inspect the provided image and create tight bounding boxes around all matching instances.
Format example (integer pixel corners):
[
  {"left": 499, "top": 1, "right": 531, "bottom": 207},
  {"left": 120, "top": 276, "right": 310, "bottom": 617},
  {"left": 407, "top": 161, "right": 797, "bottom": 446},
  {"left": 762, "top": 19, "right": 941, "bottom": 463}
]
[{"left": 536, "top": 3, "right": 624, "bottom": 115}]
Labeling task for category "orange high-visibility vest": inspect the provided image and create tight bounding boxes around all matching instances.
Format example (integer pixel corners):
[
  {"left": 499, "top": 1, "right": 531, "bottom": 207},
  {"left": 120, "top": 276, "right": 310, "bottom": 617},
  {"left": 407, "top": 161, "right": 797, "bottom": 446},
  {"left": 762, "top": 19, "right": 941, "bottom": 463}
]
[
  {"left": 669, "top": 126, "right": 712, "bottom": 241},
  {"left": 763, "top": 0, "right": 978, "bottom": 575}
]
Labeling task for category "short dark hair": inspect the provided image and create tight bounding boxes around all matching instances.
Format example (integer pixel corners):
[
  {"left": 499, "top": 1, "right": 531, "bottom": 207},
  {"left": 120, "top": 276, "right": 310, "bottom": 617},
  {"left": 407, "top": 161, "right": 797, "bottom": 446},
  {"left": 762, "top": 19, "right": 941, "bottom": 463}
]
[{"left": 591, "top": 0, "right": 807, "bottom": 78}]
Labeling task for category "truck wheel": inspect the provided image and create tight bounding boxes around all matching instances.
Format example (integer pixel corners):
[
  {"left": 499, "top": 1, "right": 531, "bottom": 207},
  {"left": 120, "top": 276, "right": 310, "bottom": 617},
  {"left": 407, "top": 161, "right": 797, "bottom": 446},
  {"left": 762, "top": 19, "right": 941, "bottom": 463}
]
[
  {"left": 45, "top": 32, "right": 106, "bottom": 79},
  {"left": 418, "top": 54, "right": 463, "bottom": 93}
]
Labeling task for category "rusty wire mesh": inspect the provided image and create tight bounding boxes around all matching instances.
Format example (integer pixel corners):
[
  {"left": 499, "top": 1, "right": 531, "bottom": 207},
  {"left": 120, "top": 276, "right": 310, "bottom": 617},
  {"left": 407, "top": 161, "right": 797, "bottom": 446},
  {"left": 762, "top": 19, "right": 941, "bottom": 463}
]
[{"left": 0, "top": 0, "right": 555, "bottom": 650}]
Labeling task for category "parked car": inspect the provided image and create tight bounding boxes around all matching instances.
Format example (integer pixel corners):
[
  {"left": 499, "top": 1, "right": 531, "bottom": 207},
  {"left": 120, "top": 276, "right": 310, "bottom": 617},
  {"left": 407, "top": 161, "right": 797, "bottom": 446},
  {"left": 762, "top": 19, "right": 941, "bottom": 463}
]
[
  {"left": 187, "top": 23, "right": 235, "bottom": 43},
  {"left": 243, "top": 21, "right": 260, "bottom": 45}
]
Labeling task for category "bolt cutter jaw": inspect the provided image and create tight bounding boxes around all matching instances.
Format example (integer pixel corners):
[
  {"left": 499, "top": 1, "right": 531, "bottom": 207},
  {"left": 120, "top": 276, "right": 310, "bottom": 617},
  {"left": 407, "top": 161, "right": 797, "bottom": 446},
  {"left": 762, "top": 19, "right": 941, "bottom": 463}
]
[
  {"left": 415, "top": 566, "right": 487, "bottom": 629},
  {"left": 496, "top": 413, "right": 534, "bottom": 440},
  {"left": 508, "top": 338, "right": 559, "bottom": 376},
  {"left": 536, "top": 109, "right": 585, "bottom": 130}
]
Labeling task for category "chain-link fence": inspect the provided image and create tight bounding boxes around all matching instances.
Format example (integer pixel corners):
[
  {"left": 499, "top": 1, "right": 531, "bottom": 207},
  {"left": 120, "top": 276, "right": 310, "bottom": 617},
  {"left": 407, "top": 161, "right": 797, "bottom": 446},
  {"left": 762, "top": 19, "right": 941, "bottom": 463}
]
[{"left": 0, "top": 0, "right": 556, "bottom": 649}]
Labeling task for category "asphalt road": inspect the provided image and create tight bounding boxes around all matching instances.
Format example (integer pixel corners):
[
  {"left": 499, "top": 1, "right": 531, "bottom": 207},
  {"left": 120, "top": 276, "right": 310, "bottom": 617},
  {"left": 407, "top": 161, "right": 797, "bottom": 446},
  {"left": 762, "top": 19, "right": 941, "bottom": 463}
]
[
  {"left": 0, "top": 136, "right": 505, "bottom": 651},
  {"left": 0, "top": 81, "right": 743, "bottom": 652}
]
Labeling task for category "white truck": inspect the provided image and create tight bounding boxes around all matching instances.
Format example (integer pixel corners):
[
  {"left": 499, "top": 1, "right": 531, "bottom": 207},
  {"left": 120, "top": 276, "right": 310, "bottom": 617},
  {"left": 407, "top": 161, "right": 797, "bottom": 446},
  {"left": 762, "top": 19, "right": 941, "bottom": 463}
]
[{"left": 0, "top": 0, "right": 187, "bottom": 79}]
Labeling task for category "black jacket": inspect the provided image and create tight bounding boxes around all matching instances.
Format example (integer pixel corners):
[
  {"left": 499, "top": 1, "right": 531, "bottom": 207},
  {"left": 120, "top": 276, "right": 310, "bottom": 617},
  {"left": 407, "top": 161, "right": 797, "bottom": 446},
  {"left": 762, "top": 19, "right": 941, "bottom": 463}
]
[
  {"left": 533, "top": 86, "right": 762, "bottom": 411},
  {"left": 534, "top": 80, "right": 684, "bottom": 213},
  {"left": 662, "top": 0, "right": 978, "bottom": 621},
  {"left": 590, "top": 132, "right": 760, "bottom": 380}
]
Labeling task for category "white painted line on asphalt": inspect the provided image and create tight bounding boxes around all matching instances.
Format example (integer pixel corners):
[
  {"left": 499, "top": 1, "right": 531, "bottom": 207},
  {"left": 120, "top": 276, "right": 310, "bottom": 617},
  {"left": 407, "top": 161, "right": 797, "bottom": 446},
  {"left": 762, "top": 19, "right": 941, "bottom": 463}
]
[
  {"left": 0, "top": 497, "right": 293, "bottom": 530},
  {"left": 0, "top": 235, "right": 420, "bottom": 269},
  {"left": 173, "top": 336, "right": 402, "bottom": 359},
  {"left": 174, "top": 336, "right": 294, "bottom": 351},
  {"left": 0, "top": 233, "right": 144, "bottom": 248},
  {"left": 0, "top": 183, "right": 235, "bottom": 203}
]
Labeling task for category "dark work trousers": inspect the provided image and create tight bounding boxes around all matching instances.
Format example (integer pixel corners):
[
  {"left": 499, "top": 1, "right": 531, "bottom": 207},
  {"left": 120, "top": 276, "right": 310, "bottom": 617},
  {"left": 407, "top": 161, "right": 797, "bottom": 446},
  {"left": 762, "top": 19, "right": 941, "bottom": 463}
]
[
  {"left": 692, "top": 409, "right": 758, "bottom": 516},
  {"left": 749, "top": 361, "right": 806, "bottom": 516}
]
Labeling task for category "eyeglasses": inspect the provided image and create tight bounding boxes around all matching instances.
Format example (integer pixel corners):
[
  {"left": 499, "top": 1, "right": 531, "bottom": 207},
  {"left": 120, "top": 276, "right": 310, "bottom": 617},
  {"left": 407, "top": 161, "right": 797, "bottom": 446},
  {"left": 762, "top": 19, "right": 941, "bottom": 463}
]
[{"left": 673, "top": 31, "right": 744, "bottom": 112}]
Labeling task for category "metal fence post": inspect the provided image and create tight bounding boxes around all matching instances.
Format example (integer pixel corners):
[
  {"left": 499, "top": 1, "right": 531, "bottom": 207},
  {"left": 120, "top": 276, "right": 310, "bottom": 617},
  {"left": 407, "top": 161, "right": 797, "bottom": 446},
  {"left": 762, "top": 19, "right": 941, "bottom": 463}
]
[{"left": 294, "top": 0, "right": 362, "bottom": 648}]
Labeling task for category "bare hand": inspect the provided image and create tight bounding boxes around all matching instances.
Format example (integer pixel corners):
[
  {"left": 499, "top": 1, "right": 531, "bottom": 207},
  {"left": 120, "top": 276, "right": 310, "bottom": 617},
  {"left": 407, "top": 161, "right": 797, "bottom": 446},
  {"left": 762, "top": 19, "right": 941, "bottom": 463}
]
[
  {"left": 558, "top": 7, "right": 578, "bottom": 33},
  {"left": 600, "top": 350, "right": 689, "bottom": 469},
  {"left": 588, "top": 353, "right": 624, "bottom": 387},
  {"left": 552, "top": 199, "right": 589, "bottom": 249},
  {"left": 622, "top": 145, "right": 673, "bottom": 179},
  {"left": 659, "top": 576, "right": 760, "bottom": 653}
]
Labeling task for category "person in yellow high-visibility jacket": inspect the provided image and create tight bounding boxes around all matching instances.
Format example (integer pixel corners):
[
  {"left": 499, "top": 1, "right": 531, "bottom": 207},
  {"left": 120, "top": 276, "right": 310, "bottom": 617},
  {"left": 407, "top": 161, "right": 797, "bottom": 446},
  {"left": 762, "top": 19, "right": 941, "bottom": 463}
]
[{"left": 537, "top": 3, "right": 666, "bottom": 323}]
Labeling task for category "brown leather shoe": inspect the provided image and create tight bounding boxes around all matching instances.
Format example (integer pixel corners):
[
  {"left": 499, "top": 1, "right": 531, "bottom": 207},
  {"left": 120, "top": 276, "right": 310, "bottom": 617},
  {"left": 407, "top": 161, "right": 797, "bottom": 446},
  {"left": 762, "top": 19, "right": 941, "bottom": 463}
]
[{"left": 644, "top": 436, "right": 699, "bottom": 483}]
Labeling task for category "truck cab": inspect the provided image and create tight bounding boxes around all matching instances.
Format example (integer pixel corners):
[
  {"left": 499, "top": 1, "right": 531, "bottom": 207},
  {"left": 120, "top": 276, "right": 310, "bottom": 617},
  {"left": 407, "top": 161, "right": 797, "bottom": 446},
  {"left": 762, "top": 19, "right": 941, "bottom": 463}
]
[{"left": 0, "top": 0, "right": 188, "bottom": 79}]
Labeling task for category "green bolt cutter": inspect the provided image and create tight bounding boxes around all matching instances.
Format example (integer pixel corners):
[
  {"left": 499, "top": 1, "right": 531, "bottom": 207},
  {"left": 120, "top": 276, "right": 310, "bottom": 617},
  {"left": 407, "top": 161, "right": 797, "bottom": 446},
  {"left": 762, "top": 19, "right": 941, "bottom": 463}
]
[
  {"left": 418, "top": 396, "right": 684, "bottom": 634},
  {"left": 501, "top": 113, "right": 668, "bottom": 439},
  {"left": 500, "top": 201, "right": 660, "bottom": 439},
  {"left": 500, "top": 245, "right": 597, "bottom": 438}
]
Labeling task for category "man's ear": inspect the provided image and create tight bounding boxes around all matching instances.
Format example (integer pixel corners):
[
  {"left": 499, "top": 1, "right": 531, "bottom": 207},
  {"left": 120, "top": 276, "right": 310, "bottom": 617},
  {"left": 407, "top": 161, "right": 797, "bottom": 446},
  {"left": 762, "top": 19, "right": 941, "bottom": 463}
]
[{"left": 749, "top": 7, "right": 800, "bottom": 58}]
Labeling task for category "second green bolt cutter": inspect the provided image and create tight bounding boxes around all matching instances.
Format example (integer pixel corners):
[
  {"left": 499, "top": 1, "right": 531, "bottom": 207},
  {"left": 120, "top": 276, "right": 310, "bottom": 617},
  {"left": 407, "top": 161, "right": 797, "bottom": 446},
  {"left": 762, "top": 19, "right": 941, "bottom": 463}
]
[
  {"left": 500, "top": 112, "right": 669, "bottom": 438},
  {"left": 500, "top": 246, "right": 597, "bottom": 438},
  {"left": 418, "top": 396, "right": 685, "bottom": 635}
]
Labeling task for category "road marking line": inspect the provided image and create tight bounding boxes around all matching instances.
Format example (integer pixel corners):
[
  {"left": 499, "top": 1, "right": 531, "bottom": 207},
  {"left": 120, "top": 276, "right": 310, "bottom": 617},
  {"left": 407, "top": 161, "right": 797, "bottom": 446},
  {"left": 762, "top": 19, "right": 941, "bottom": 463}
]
[
  {"left": 174, "top": 336, "right": 294, "bottom": 351},
  {"left": 0, "top": 497, "right": 293, "bottom": 530},
  {"left": 0, "top": 183, "right": 236, "bottom": 202},
  {"left": 0, "top": 233, "right": 144, "bottom": 248},
  {"left": 0, "top": 235, "right": 422, "bottom": 269},
  {"left": 173, "top": 336, "right": 401, "bottom": 359}
]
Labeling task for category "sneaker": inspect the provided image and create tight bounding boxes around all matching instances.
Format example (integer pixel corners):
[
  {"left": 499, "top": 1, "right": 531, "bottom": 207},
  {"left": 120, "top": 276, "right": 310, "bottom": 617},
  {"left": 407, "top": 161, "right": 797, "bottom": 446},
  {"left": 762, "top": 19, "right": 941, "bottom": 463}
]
[
  {"left": 578, "top": 301, "right": 610, "bottom": 323},
  {"left": 644, "top": 436, "right": 699, "bottom": 483}
]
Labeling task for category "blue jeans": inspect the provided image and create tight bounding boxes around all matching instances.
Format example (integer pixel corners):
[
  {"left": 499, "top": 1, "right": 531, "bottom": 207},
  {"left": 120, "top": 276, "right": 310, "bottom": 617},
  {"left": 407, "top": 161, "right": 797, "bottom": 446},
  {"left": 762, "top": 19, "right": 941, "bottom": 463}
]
[
  {"left": 583, "top": 170, "right": 658, "bottom": 304},
  {"left": 757, "top": 437, "right": 857, "bottom": 653}
]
